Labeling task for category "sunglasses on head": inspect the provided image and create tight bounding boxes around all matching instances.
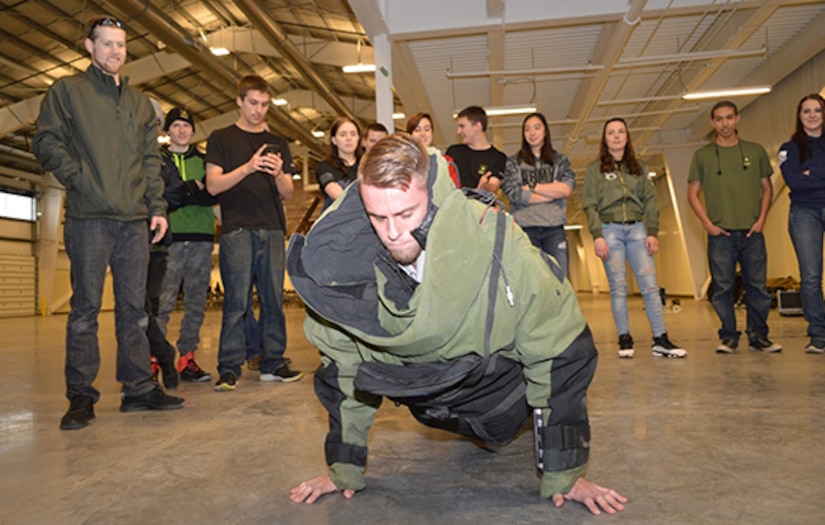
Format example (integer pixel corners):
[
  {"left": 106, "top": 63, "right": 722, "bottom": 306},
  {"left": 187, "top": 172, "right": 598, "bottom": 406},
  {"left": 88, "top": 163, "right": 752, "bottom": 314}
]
[{"left": 88, "top": 17, "right": 127, "bottom": 38}]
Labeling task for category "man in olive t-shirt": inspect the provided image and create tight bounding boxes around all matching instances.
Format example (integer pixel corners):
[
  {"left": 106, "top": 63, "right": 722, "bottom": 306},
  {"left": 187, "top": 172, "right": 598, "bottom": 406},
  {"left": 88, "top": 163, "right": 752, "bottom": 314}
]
[{"left": 687, "top": 100, "right": 781, "bottom": 355}]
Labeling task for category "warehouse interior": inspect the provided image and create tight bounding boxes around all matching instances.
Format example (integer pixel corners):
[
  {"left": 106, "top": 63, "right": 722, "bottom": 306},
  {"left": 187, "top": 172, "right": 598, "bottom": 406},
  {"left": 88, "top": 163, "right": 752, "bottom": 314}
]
[{"left": 1, "top": 1, "right": 825, "bottom": 523}]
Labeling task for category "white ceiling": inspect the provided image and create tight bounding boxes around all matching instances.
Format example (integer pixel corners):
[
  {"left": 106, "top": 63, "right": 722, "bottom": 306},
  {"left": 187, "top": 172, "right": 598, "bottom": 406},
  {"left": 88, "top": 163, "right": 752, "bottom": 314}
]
[{"left": 1, "top": 0, "right": 824, "bottom": 201}]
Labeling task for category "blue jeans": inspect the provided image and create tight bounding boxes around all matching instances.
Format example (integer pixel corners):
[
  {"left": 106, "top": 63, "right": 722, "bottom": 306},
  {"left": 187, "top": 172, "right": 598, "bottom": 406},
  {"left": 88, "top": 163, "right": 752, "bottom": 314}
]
[
  {"left": 601, "top": 222, "right": 666, "bottom": 337},
  {"left": 64, "top": 218, "right": 155, "bottom": 401},
  {"left": 522, "top": 225, "right": 568, "bottom": 278},
  {"left": 707, "top": 231, "right": 771, "bottom": 343},
  {"left": 217, "top": 229, "right": 287, "bottom": 377},
  {"left": 788, "top": 206, "right": 825, "bottom": 346},
  {"left": 244, "top": 281, "right": 263, "bottom": 360},
  {"left": 158, "top": 241, "right": 214, "bottom": 354}
]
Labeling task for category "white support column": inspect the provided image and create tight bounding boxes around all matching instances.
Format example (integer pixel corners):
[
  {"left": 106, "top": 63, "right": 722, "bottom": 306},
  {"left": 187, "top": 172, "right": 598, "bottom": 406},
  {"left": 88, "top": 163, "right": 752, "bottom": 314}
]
[
  {"left": 37, "top": 176, "right": 64, "bottom": 315},
  {"left": 663, "top": 145, "right": 709, "bottom": 299},
  {"left": 373, "top": 33, "right": 393, "bottom": 131}
]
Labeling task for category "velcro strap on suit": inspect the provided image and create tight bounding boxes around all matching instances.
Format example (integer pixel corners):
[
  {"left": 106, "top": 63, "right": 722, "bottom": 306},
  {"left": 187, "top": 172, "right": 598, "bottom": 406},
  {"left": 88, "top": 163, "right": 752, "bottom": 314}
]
[
  {"left": 325, "top": 441, "right": 368, "bottom": 467},
  {"left": 540, "top": 423, "right": 591, "bottom": 450},
  {"left": 536, "top": 423, "right": 591, "bottom": 472}
]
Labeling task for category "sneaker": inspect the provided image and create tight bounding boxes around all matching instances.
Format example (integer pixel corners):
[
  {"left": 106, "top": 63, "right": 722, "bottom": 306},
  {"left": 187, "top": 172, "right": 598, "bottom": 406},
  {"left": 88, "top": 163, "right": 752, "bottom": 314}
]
[
  {"left": 178, "top": 351, "right": 212, "bottom": 383},
  {"left": 120, "top": 386, "right": 185, "bottom": 412},
  {"left": 260, "top": 365, "right": 303, "bottom": 383},
  {"left": 247, "top": 355, "right": 292, "bottom": 369},
  {"left": 805, "top": 342, "right": 825, "bottom": 354},
  {"left": 246, "top": 355, "right": 261, "bottom": 371},
  {"left": 716, "top": 339, "right": 738, "bottom": 354},
  {"left": 652, "top": 333, "right": 687, "bottom": 358},
  {"left": 214, "top": 371, "right": 238, "bottom": 391},
  {"left": 617, "top": 334, "right": 635, "bottom": 359},
  {"left": 150, "top": 356, "right": 160, "bottom": 384},
  {"left": 60, "top": 396, "right": 95, "bottom": 430},
  {"left": 749, "top": 338, "right": 783, "bottom": 353}
]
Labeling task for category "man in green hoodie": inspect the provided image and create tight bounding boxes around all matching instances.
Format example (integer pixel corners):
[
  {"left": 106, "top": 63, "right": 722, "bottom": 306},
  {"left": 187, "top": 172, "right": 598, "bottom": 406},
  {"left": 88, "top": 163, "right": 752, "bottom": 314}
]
[
  {"left": 287, "top": 133, "right": 626, "bottom": 515},
  {"left": 157, "top": 107, "right": 217, "bottom": 383}
]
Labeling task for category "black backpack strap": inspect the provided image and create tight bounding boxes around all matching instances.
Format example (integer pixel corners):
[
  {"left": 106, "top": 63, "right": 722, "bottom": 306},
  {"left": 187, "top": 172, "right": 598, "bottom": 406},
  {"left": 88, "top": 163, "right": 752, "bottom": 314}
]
[{"left": 483, "top": 209, "right": 507, "bottom": 360}]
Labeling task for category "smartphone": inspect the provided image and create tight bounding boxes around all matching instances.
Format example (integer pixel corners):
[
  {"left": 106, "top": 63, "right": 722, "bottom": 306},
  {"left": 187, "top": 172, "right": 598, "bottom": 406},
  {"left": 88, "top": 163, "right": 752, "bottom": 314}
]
[{"left": 263, "top": 143, "right": 281, "bottom": 156}]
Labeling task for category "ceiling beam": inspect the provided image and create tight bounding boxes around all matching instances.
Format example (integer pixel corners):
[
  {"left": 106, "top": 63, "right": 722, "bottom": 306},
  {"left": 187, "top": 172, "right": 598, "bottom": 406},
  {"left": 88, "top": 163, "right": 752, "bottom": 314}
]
[
  {"left": 112, "top": 0, "right": 325, "bottom": 155},
  {"left": 232, "top": 0, "right": 360, "bottom": 125},
  {"left": 563, "top": 0, "right": 648, "bottom": 152},
  {"left": 631, "top": 1, "right": 783, "bottom": 148}
]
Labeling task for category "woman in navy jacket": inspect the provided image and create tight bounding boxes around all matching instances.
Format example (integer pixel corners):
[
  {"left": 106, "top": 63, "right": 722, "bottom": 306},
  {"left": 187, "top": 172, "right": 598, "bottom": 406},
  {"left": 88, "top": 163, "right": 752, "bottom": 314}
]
[{"left": 779, "top": 93, "right": 825, "bottom": 353}]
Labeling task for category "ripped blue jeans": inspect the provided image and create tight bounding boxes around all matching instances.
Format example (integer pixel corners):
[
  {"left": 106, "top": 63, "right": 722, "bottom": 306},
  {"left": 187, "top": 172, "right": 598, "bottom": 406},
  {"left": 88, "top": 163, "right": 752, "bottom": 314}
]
[{"left": 601, "top": 222, "right": 665, "bottom": 337}]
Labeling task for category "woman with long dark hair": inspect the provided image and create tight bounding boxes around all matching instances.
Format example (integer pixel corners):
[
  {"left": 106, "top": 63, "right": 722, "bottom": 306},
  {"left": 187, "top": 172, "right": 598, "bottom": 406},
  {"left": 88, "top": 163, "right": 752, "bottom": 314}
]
[
  {"left": 779, "top": 93, "right": 825, "bottom": 353},
  {"left": 501, "top": 112, "right": 574, "bottom": 276},
  {"left": 315, "top": 117, "right": 361, "bottom": 209},
  {"left": 582, "top": 118, "right": 685, "bottom": 359},
  {"left": 406, "top": 112, "right": 460, "bottom": 187}
]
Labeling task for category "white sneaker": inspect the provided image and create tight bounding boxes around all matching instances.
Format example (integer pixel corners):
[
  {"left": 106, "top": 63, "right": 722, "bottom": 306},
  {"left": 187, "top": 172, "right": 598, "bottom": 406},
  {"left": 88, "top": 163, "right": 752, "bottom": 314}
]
[
  {"left": 716, "top": 339, "right": 737, "bottom": 354},
  {"left": 749, "top": 338, "right": 782, "bottom": 353},
  {"left": 805, "top": 342, "right": 824, "bottom": 354},
  {"left": 652, "top": 333, "right": 687, "bottom": 358},
  {"left": 617, "top": 334, "right": 635, "bottom": 359}
]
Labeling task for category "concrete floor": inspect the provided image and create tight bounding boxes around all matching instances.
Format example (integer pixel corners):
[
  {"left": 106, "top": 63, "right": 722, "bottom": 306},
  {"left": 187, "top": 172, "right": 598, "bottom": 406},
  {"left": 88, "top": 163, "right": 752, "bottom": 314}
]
[{"left": 1, "top": 294, "right": 823, "bottom": 524}]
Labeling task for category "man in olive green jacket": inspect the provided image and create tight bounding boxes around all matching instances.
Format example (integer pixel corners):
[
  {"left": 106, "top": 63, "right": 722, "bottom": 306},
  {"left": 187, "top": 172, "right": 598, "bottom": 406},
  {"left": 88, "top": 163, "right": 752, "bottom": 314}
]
[
  {"left": 33, "top": 16, "right": 183, "bottom": 431},
  {"left": 287, "top": 134, "right": 626, "bottom": 515}
]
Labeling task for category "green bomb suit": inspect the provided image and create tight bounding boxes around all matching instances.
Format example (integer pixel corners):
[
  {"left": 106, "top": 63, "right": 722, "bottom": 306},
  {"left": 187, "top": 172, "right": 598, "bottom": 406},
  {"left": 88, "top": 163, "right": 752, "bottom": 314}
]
[{"left": 287, "top": 153, "right": 599, "bottom": 498}]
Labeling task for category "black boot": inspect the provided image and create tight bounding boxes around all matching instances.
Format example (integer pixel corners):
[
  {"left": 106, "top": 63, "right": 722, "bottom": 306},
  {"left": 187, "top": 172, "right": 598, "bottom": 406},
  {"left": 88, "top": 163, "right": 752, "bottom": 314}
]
[{"left": 60, "top": 396, "right": 95, "bottom": 430}]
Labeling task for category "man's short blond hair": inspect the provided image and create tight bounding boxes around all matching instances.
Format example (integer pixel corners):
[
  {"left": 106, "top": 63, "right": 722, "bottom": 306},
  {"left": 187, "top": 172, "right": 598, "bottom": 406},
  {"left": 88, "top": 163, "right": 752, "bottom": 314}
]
[{"left": 358, "top": 133, "right": 429, "bottom": 190}]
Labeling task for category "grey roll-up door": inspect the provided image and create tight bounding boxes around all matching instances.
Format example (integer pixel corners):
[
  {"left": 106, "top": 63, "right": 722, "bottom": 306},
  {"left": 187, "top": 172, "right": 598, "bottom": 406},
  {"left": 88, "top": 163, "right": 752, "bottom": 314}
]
[{"left": 0, "top": 254, "right": 36, "bottom": 317}]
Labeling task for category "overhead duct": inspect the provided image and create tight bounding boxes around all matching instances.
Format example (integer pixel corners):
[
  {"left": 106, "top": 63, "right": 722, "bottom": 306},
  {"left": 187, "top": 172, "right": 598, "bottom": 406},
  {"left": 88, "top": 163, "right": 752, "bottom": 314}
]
[
  {"left": 231, "top": 0, "right": 361, "bottom": 125},
  {"left": 113, "top": 0, "right": 325, "bottom": 156}
]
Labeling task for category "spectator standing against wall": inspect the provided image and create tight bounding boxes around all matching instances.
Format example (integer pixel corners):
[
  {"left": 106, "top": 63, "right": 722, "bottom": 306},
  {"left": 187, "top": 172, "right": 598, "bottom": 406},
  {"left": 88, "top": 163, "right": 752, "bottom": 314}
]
[
  {"left": 157, "top": 107, "right": 218, "bottom": 383},
  {"left": 362, "top": 122, "right": 388, "bottom": 152},
  {"left": 778, "top": 93, "right": 825, "bottom": 354},
  {"left": 501, "top": 112, "right": 575, "bottom": 277},
  {"left": 315, "top": 117, "right": 362, "bottom": 210},
  {"left": 445, "top": 106, "right": 506, "bottom": 193},
  {"left": 687, "top": 101, "right": 782, "bottom": 355},
  {"left": 582, "top": 118, "right": 686, "bottom": 359},
  {"left": 33, "top": 16, "right": 184, "bottom": 430},
  {"left": 205, "top": 75, "right": 302, "bottom": 391}
]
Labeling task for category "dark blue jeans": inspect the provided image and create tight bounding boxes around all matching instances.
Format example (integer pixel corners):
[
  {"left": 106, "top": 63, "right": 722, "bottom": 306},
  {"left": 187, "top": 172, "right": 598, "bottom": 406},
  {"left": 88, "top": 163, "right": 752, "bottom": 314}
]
[
  {"left": 217, "top": 229, "right": 287, "bottom": 377},
  {"left": 244, "top": 280, "right": 262, "bottom": 360},
  {"left": 788, "top": 206, "right": 825, "bottom": 346},
  {"left": 64, "top": 218, "right": 155, "bottom": 401},
  {"left": 522, "top": 225, "right": 568, "bottom": 278},
  {"left": 707, "top": 231, "right": 772, "bottom": 344}
]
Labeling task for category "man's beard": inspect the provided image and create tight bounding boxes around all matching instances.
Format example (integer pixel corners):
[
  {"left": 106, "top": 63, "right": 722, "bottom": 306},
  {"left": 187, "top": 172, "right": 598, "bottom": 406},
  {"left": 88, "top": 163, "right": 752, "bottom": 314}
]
[{"left": 389, "top": 244, "right": 422, "bottom": 266}]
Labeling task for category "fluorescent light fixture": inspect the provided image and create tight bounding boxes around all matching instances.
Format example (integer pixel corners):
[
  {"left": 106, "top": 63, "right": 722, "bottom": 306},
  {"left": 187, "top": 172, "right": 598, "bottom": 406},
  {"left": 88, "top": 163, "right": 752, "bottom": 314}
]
[
  {"left": 563, "top": 224, "right": 583, "bottom": 231},
  {"left": 209, "top": 46, "right": 230, "bottom": 57},
  {"left": 271, "top": 98, "right": 288, "bottom": 106},
  {"left": 486, "top": 105, "right": 537, "bottom": 117},
  {"left": 392, "top": 112, "right": 406, "bottom": 120},
  {"left": 342, "top": 63, "right": 376, "bottom": 74},
  {"left": 452, "top": 105, "right": 537, "bottom": 119},
  {"left": 312, "top": 130, "right": 325, "bottom": 138},
  {"left": 157, "top": 135, "right": 170, "bottom": 145},
  {"left": 682, "top": 86, "right": 771, "bottom": 100},
  {"left": 292, "top": 173, "right": 301, "bottom": 180}
]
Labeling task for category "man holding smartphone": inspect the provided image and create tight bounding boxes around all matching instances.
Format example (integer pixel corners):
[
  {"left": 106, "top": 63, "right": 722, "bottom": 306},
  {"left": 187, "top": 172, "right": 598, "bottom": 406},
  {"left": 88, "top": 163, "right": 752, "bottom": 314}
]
[{"left": 205, "top": 75, "right": 302, "bottom": 391}]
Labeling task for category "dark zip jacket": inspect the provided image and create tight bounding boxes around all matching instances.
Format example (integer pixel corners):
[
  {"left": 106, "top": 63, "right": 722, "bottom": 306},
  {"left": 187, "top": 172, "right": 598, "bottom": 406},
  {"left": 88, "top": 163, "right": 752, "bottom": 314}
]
[{"left": 33, "top": 65, "right": 165, "bottom": 220}]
